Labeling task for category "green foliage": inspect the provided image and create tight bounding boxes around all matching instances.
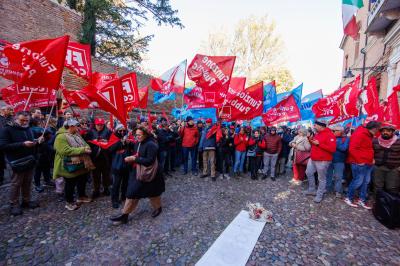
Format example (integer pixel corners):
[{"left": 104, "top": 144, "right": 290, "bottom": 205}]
[
  {"left": 201, "top": 15, "right": 294, "bottom": 92},
  {"left": 77, "top": 0, "right": 183, "bottom": 69}
]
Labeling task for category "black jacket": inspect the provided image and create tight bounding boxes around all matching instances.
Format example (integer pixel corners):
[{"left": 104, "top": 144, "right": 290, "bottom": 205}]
[
  {"left": 0, "top": 122, "right": 37, "bottom": 162},
  {"left": 86, "top": 128, "right": 112, "bottom": 160},
  {"left": 109, "top": 136, "right": 135, "bottom": 174},
  {"left": 156, "top": 128, "right": 174, "bottom": 152}
]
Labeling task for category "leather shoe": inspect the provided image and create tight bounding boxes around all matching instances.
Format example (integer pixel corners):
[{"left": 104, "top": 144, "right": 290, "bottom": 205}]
[
  {"left": 21, "top": 201, "right": 39, "bottom": 209},
  {"left": 151, "top": 207, "right": 162, "bottom": 218},
  {"left": 110, "top": 213, "right": 128, "bottom": 225}
]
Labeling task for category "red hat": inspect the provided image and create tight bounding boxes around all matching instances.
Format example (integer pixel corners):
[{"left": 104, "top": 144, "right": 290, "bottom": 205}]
[
  {"left": 94, "top": 118, "right": 105, "bottom": 125},
  {"left": 206, "top": 118, "right": 212, "bottom": 123}
]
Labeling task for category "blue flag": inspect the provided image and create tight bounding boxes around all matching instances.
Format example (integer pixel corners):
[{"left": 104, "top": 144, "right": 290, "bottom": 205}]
[
  {"left": 300, "top": 90, "right": 323, "bottom": 121},
  {"left": 276, "top": 83, "right": 303, "bottom": 106},
  {"left": 250, "top": 116, "right": 264, "bottom": 128},
  {"left": 171, "top": 106, "right": 217, "bottom": 123},
  {"left": 263, "top": 81, "right": 277, "bottom": 112},
  {"left": 153, "top": 91, "right": 176, "bottom": 104}
]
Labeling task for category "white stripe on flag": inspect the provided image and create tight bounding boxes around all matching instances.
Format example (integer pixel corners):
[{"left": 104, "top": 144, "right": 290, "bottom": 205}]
[{"left": 196, "top": 210, "right": 266, "bottom": 266}]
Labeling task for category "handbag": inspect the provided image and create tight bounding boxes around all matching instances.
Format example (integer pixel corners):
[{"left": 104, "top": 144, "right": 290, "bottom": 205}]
[
  {"left": 63, "top": 157, "right": 85, "bottom": 173},
  {"left": 8, "top": 155, "right": 36, "bottom": 173},
  {"left": 135, "top": 143, "right": 159, "bottom": 182},
  {"left": 295, "top": 150, "right": 310, "bottom": 166}
]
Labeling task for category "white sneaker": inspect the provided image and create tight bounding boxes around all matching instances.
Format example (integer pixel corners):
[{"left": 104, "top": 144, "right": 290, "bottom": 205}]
[
  {"left": 225, "top": 174, "right": 231, "bottom": 180},
  {"left": 65, "top": 203, "right": 80, "bottom": 211},
  {"left": 344, "top": 198, "right": 358, "bottom": 208},
  {"left": 219, "top": 174, "right": 224, "bottom": 180}
]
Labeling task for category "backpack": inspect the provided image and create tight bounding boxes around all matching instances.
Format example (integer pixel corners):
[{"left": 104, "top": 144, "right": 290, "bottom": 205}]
[{"left": 372, "top": 190, "right": 400, "bottom": 229}]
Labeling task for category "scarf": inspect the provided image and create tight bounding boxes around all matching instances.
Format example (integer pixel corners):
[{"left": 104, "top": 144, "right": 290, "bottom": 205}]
[
  {"left": 378, "top": 135, "right": 398, "bottom": 149},
  {"left": 65, "top": 133, "right": 95, "bottom": 170}
]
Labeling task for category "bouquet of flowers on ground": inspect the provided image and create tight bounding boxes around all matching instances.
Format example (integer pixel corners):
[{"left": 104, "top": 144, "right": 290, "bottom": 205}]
[{"left": 246, "top": 202, "right": 273, "bottom": 223}]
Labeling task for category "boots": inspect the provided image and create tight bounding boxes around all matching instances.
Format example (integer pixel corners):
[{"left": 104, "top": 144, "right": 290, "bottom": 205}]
[{"left": 110, "top": 213, "right": 129, "bottom": 225}]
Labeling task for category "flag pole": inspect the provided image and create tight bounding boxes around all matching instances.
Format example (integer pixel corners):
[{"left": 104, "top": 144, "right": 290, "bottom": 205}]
[
  {"left": 39, "top": 99, "right": 57, "bottom": 139},
  {"left": 23, "top": 88, "right": 34, "bottom": 111}
]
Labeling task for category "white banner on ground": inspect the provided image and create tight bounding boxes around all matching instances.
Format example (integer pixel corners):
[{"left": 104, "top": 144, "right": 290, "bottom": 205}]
[{"left": 196, "top": 210, "right": 266, "bottom": 266}]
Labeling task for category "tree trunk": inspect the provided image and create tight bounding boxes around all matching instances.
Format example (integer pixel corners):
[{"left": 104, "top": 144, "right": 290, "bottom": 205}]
[{"left": 82, "top": 0, "right": 97, "bottom": 56}]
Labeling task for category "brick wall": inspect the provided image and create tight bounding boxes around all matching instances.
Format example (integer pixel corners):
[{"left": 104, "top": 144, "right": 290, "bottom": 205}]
[{"left": 0, "top": 0, "right": 181, "bottom": 115}]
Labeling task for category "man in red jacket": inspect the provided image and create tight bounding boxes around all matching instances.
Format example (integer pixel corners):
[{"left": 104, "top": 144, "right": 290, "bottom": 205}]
[
  {"left": 304, "top": 120, "right": 336, "bottom": 203},
  {"left": 178, "top": 116, "right": 200, "bottom": 175},
  {"left": 344, "top": 121, "right": 380, "bottom": 209}
]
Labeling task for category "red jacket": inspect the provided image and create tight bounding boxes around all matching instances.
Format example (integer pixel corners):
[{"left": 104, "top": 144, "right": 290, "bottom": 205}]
[
  {"left": 310, "top": 127, "right": 336, "bottom": 161},
  {"left": 348, "top": 126, "right": 374, "bottom": 165},
  {"left": 234, "top": 133, "right": 249, "bottom": 152},
  {"left": 179, "top": 126, "right": 199, "bottom": 148}
]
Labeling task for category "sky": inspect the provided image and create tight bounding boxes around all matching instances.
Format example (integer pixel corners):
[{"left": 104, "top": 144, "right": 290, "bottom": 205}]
[{"left": 140, "top": 0, "right": 344, "bottom": 96}]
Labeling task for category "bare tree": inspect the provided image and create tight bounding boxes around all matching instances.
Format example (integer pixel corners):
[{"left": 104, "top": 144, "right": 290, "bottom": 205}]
[{"left": 201, "top": 15, "right": 293, "bottom": 92}]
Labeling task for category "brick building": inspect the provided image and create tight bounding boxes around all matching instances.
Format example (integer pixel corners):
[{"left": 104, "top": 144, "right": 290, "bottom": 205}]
[
  {"left": 340, "top": 0, "right": 400, "bottom": 101},
  {"left": 0, "top": 0, "right": 182, "bottom": 116}
]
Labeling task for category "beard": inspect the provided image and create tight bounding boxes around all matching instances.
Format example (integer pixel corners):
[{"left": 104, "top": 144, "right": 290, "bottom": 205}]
[{"left": 381, "top": 134, "right": 392, "bottom": 140}]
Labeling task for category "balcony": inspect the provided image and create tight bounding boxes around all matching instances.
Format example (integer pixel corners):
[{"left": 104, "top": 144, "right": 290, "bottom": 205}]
[{"left": 366, "top": 0, "right": 400, "bottom": 33}]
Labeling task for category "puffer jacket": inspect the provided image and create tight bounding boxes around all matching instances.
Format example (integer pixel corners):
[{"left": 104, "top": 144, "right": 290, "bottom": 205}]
[
  {"left": 310, "top": 127, "right": 336, "bottom": 161},
  {"left": 348, "top": 126, "right": 374, "bottom": 165},
  {"left": 179, "top": 126, "right": 199, "bottom": 148}
]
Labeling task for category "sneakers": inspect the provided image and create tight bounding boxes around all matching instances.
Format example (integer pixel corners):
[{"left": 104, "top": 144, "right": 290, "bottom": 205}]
[
  {"left": 313, "top": 196, "right": 323, "bottom": 203},
  {"left": 65, "top": 203, "right": 80, "bottom": 211},
  {"left": 344, "top": 198, "right": 358, "bottom": 208},
  {"left": 211, "top": 176, "right": 216, "bottom": 181},
  {"left": 35, "top": 186, "right": 44, "bottom": 193},
  {"left": 76, "top": 197, "right": 92, "bottom": 204},
  {"left": 357, "top": 200, "right": 372, "bottom": 210}
]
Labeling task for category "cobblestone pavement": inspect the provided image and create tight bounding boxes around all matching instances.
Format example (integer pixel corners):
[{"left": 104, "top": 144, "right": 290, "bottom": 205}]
[{"left": 0, "top": 171, "right": 399, "bottom": 265}]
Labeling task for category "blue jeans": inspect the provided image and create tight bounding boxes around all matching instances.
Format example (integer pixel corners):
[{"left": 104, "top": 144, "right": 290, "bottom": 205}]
[
  {"left": 182, "top": 147, "right": 197, "bottom": 173},
  {"left": 347, "top": 164, "right": 373, "bottom": 202},
  {"left": 326, "top": 162, "right": 345, "bottom": 193},
  {"left": 234, "top": 151, "right": 246, "bottom": 173}
]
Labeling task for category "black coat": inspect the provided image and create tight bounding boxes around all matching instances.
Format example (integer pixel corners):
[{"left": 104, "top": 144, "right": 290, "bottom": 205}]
[
  {"left": 156, "top": 128, "right": 174, "bottom": 152},
  {"left": 126, "top": 137, "right": 165, "bottom": 199},
  {"left": 0, "top": 123, "right": 36, "bottom": 162},
  {"left": 109, "top": 137, "right": 135, "bottom": 175},
  {"left": 86, "top": 128, "right": 112, "bottom": 161}
]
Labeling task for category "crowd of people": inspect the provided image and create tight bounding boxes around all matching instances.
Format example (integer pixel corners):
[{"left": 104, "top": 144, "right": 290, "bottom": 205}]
[{"left": 0, "top": 105, "right": 399, "bottom": 224}]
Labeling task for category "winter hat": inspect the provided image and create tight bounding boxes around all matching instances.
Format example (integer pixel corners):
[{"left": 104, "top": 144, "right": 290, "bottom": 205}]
[{"left": 186, "top": 116, "right": 193, "bottom": 122}]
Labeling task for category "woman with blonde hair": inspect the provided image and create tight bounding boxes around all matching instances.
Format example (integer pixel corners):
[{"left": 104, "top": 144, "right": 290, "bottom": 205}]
[{"left": 289, "top": 128, "right": 311, "bottom": 184}]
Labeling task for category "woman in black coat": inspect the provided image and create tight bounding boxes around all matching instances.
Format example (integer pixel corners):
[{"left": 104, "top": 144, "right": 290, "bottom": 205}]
[{"left": 110, "top": 126, "right": 165, "bottom": 225}]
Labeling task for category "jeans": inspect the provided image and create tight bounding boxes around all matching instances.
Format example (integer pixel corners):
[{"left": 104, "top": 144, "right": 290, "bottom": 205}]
[
  {"left": 159, "top": 150, "right": 168, "bottom": 173},
  {"left": 182, "top": 147, "right": 197, "bottom": 173},
  {"left": 263, "top": 152, "right": 279, "bottom": 178},
  {"left": 64, "top": 174, "right": 88, "bottom": 203},
  {"left": 306, "top": 159, "right": 331, "bottom": 199},
  {"left": 234, "top": 151, "right": 246, "bottom": 173},
  {"left": 326, "top": 162, "right": 345, "bottom": 193},
  {"left": 34, "top": 165, "right": 51, "bottom": 186},
  {"left": 347, "top": 164, "right": 373, "bottom": 202}
]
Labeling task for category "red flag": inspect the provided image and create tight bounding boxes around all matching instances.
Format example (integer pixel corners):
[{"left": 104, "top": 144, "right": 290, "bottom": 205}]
[
  {"left": 121, "top": 72, "right": 139, "bottom": 112},
  {"left": 84, "top": 78, "right": 127, "bottom": 127},
  {"left": 61, "top": 86, "right": 92, "bottom": 109},
  {"left": 91, "top": 72, "right": 118, "bottom": 88},
  {"left": 342, "top": 76, "right": 361, "bottom": 116},
  {"left": 65, "top": 42, "right": 92, "bottom": 81},
  {"left": 1, "top": 36, "right": 69, "bottom": 89},
  {"left": 162, "top": 109, "right": 169, "bottom": 124},
  {"left": 262, "top": 95, "right": 300, "bottom": 126},
  {"left": 138, "top": 86, "right": 149, "bottom": 109},
  {"left": 88, "top": 133, "right": 120, "bottom": 149},
  {"left": 184, "top": 86, "right": 206, "bottom": 109},
  {"left": 393, "top": 84, "right": 400, "bottom": 92},
  {"left": 361, "top": 76, "right": 379, "bottom": 116},
  {"left": 382, "top": 92, "right": 400, "bottom": 129},
  {"left": 150, "top": 60, "right": 186, "bottom": 94},
  {"left": 187, "top": 54, "right": 235, "bottom": 94},
  {"left": 1, "top": 84, "right": 56, "bottom": 112},
  {"left": 206, "top": 124, "right": 223, "bottom": 143},
  {"left": 221, "top": 77, "right": 247, "bottom": 104},
  {"left": 312, "top": 76, "right": 360, "bottom": 118},
  {"left": 329, "top": 114, "right": 355, "bottom": 125},
  {"left": 219, "top": 81, "right": 263, "bottom": 122}
]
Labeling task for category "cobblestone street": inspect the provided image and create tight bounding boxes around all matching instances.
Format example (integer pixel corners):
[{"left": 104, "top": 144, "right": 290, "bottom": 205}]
[{"left": 0, "top": 172, "right": 399, "bottom": 265}]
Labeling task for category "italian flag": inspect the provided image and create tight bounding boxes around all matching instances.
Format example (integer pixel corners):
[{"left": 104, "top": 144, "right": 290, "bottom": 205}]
[{"left": 342, "top": 0, "right": 363, "bottom": 39}]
